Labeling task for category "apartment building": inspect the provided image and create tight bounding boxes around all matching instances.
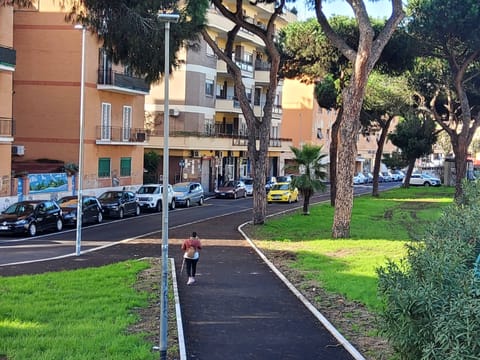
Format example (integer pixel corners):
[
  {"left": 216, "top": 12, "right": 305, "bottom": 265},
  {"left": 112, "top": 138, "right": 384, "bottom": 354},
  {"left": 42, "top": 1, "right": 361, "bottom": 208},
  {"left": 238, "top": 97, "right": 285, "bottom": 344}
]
[
  {"left": 0, "top": 5, "right": 15, "bottom": 196},
  {"left": 282, "top": 79, "right": 400, "bottom": 176},
  {"left": 145, "top": 3, "right": 295, "bottom": 192},
  {"left": 10, "top": 1, "right": 147, "bottom": 193}
]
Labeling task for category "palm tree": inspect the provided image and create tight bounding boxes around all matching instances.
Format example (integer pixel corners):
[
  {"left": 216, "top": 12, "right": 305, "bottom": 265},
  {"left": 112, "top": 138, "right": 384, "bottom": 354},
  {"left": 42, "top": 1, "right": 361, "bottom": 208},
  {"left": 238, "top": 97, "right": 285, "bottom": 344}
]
[{"left": 286, "top": 144, "right": 328, "bottom": 215}]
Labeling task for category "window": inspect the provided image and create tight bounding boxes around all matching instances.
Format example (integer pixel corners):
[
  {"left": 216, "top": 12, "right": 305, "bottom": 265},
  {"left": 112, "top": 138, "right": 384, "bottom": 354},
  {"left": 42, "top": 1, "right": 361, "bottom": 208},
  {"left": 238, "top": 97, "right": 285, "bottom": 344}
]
[
  {"left": 205, "top": 119, "right": 214, "bottom": 135},
  {"left": 122, "top": 106, "right": 132, "bottom": 141},
  {"left": 206, "top": 42, "right": 215, "bottom": 57},
  {"left": 98, "top": 158, "right": 111, "bottom": 178},
  {"left": 205, "top": 79, "right": 214, "bottom": 97},
  {"left": 120, "top": 157, "right": 131, "bottom": 177},
  {"left": 101, "top": 103, "right": 111, "bottom": 140}
]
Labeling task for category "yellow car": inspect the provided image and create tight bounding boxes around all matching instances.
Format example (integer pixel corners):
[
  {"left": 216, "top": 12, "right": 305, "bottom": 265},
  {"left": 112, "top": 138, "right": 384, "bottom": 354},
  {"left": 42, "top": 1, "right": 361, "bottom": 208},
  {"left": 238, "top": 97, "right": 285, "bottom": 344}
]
[{"left": 267, "top": 182, "right": 299, "bottom": 203}]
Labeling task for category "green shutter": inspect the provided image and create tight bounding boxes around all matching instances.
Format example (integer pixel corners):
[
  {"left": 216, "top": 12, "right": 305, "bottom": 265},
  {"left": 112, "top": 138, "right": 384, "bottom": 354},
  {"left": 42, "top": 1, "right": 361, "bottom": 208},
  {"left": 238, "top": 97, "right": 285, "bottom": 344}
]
[
  {"left": 120, "top": 157, "right": 131, "bottom": 177},
  {"left": 98, "top": 158, "right": 111, "bottom": 178}
]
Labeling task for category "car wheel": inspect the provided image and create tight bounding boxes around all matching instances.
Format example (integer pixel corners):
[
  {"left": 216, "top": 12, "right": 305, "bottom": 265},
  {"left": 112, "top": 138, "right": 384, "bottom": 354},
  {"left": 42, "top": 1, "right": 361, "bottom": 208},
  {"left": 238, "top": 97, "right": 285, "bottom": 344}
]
[
  {"left": 97, "top": 211, "right": 103, "bottom": 224},
  {"left": 169, "top": 199, "right": 176, "bottom": 210},
  {"left": 424, "top": 182, "right": 430, "bottom": 187},
  {"left": 186, "top": 199, "right": 190, "bottom": 208},
  {"left": 135, "top": 205, "right": 140, "bottom": 216},
  {"left": 198, "top": 197, "right": 204, "bottom": 206},
  {"left": 56, "top": 218, "right": 63, "bottom": 232},
  {"left": 156, "top": 201, "right": 162, "bottom": 212},
  {"left": 119, "top": 208, "right": 124, "bottom": 219},
  {"left": 28, "top": 223, "right": 37, "bottom": 237}
]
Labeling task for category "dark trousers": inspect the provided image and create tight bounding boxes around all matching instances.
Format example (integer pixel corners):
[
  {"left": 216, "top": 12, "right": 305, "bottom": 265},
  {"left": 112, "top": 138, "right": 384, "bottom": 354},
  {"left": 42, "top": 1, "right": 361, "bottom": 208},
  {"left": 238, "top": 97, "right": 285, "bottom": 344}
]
[{"left": 185, "top": 258, "right": 199, "bottom": 277}]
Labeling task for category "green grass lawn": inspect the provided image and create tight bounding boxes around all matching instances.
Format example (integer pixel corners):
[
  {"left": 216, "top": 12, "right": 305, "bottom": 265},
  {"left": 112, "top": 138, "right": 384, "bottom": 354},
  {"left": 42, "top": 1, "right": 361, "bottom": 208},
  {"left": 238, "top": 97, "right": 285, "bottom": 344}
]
[
  {"left": 250, "top": 186, "right": 455, "bottom": 311},
  {"left": 0, "top": 261, "right": 157, "bottom": 360}
]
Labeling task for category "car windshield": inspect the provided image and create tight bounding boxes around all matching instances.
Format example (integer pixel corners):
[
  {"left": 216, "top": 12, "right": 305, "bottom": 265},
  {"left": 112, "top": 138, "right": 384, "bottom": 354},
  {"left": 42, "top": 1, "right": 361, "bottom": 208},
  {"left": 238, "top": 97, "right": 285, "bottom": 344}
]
[
  {"left": 173, "top": 185, "right": 188, "bottom": 192},
  {"left": 243, "top": 179, "right": 253, "bottom": 185},
  {"left": 138, "top": 186, "right": 159, "bottom": 194},
  {"left": 99, "top": 192, "right": 121, "bottom": 200},
  {"left": 272, "top": 183, "right": 290, "bottom": 191},
  {"left": 222, "top": 181, "right": 234, "bottom": 188},
  {"left": 58, "top": 197, "right": 78, "bottom": 206},
  {"left": 3, "top": 203, "right": 35, "bottom": 215}
]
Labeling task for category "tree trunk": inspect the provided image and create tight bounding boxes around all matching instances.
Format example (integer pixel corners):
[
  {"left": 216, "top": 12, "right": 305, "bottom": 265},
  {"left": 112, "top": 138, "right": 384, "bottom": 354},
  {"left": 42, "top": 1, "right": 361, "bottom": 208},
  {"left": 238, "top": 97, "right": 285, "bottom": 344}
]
[
  {"left": 332, "top": 82, "right": 364, "bottom": 239},
  {"left": 303, "top": 195, "right": 310, "bottom": 215},
  {"left": 403, "top": 158, "right": 416, "bottom": 188},
  {"left": 329, "top": 109, "right": 342, "bottom": 206},
  {"left": 453, "top": 140, "right": 468, "bottom": 201},
  {"left": 251, "top": 119, "right": 270, "bottom": 225},
  {"left": 372, "top": 118, "right": 392, "bottom": 197}
]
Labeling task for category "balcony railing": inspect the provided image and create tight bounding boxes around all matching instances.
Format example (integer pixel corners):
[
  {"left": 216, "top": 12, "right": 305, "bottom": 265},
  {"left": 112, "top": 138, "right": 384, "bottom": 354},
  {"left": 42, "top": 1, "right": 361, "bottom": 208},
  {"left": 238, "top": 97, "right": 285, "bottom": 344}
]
[
  {"left": 0, "top": 117, "right": 13, "bottom": 137},
  {"left": 255, "top": 60, "right": 271, "bottom": 71},
  {"left": 148, "top": 128, "right": 290, "bottom": 148},
  {"left": 97, "top": 69, "right": 149, "bottom": 94},
  {"left": 0, "top": 45, "right": 16, "bottom": 69},
  {"left": 96, "top": 126, "right": 148, "bottom": 143}
]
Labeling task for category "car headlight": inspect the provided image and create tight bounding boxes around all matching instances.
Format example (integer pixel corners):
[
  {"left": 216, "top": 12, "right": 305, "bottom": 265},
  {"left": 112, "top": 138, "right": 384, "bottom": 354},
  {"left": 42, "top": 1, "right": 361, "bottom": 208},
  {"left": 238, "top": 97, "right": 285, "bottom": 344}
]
[
  {"left": 146, "top": 196, "right": 153, "bottom": 201},
  {"left": 15, "top": 219, "right": 28, "bottom": 225}
]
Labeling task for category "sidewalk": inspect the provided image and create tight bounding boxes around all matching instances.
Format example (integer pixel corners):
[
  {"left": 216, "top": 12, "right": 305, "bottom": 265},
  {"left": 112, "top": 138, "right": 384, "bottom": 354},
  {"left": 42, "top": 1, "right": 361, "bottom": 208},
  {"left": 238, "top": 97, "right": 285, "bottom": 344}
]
[{"left": 169, "top": 211, "right": 364, "bottom": 360}]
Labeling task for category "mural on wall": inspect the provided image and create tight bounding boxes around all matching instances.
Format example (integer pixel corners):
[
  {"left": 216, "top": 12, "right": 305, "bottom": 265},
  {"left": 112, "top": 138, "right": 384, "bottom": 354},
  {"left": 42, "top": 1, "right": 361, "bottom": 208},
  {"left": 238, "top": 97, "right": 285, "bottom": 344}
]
[{"left": 28, "top": 173, "right": 68, "bottom": 194}]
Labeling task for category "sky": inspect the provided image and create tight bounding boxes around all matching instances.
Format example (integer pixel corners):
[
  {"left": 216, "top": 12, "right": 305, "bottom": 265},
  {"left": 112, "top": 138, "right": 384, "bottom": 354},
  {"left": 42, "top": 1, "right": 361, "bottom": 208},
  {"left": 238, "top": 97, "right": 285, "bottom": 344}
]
[{"left": 296, "top": 0, "right": 394, "bottom": 21}]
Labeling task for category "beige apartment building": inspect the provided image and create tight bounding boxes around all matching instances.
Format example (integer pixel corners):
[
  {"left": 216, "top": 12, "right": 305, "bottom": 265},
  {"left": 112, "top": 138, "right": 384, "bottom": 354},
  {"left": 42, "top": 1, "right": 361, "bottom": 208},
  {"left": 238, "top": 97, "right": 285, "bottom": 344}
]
[
  {"left": 8, "top": 1, "right": 147, "bottom": 194},
  {"left": 145, "top": 3, "right": 295, "bottom": 192},
  {"left": 0, "top": 5, "right": 15, "bottom": 196},
  {"left": 282, "top": 79, "right": 399, "bottom": 177}
]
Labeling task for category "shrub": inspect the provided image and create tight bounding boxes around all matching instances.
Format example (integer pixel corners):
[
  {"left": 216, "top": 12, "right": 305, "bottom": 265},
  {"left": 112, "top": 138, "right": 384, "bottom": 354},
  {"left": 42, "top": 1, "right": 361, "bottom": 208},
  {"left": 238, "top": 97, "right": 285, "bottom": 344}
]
[{"left": 377, "top": 180, "right": 480, "bottom": 360}]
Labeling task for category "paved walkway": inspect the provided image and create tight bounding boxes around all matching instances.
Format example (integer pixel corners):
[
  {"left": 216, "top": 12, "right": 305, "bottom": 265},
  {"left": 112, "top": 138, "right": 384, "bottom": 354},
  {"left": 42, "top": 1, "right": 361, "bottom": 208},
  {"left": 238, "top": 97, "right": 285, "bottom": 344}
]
[{"left": 169, "top": 211, "right": 363, "bottom": 360}]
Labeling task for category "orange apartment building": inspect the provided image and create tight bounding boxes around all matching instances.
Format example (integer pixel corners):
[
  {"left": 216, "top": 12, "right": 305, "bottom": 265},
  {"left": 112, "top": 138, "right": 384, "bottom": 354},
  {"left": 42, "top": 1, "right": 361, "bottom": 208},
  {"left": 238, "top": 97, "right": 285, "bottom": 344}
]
[
  {"left": 282, "top": 79, "right": 399, "bottom": 177},
  {"left": 8, "top": 1, "right": 147, "bottom": 195},
  {"left": 0, "top": 5, "right": 15, "bottom": 196}
]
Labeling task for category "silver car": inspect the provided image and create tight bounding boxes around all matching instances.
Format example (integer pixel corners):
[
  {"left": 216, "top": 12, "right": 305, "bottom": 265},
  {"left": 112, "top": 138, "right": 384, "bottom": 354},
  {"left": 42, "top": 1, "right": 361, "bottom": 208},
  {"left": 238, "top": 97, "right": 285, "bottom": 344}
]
[{"left": 173, "top": 182, "right": 204, "bottom": 207}]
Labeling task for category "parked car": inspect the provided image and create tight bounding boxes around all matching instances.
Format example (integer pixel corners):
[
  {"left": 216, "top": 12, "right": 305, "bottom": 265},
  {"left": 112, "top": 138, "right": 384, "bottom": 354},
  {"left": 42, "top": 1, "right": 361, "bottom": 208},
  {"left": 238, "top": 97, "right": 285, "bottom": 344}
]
[
  {"left": 136, "top": 184, "right": 175, "bottom": 212},
  {"left": 353, "top": 172, "right": 367, "bottom": 185},
  {"left": 391, "top": 170, "right": 405, "bottom": 182},
  {"left": 267, "top": 182, "right": 299, "bottom": 203},
  {"left": 57, "top": 195, "right": 103, "bottom": 226},
  {"left": 404, "top": 173, "right": 441, "bottom": 187},
  {"left": 173, "top": 182, "right": 204, "bottom": 207},
  {"left": 381, "top": 172, "right": 393, "bottom": 182},
  {"left": 0, "top": 200, "right": 63, "bottom": 236},
  {"left": 241, "top": 178, "right": 254, "bottom": 196},
  {"left": 265, "top": 176, "right": 277, "bottom": 193},
  {"left": 215, "top": 180, "right": 247, "bottom": 199},
  {"left": 97, "top": 190, "right": 140, "bottom": 218},
  {"left": 364, "top": 172, "right": 374, "bottom": 183}
]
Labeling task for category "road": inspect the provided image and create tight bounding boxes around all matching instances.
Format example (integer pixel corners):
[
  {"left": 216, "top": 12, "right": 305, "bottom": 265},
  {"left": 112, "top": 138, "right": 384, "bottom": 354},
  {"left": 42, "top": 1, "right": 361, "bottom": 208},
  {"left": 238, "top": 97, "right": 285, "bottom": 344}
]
[{"left": 0, "top": 183, "right": 395, "bottom": 266}]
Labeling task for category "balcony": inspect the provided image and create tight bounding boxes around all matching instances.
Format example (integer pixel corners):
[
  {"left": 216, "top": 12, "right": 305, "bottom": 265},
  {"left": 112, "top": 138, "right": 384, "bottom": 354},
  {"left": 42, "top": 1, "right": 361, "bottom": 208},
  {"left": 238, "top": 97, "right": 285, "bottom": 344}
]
[
  {"left": 95, "top": 126, "right": 148, "bottom": 145},
  {"left": 0, "top": 45, "right": 16, "bottom": 72},
  {"left": 97, "top": 69, "right": 149, "bottom": 95},
  {"left": 215, "top": 96, "right": 242, "bottom": 114}
]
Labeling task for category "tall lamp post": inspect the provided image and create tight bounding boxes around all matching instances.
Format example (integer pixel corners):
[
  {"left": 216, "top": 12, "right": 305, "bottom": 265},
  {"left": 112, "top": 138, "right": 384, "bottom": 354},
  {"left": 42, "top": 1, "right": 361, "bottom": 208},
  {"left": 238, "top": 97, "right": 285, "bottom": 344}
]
[
  {"left": 74, "top": 24, "right": 86, "bottom": 256},
  {"left": 158, "top": 12, "right": 179, "bottom": 360}
]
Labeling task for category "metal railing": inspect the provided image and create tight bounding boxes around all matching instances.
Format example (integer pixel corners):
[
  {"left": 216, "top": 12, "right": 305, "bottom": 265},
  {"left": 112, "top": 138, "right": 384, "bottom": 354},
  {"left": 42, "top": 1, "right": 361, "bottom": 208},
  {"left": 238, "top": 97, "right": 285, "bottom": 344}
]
[
  {"left": 97, "top": 69, "right": 149, "bottom": 93},
  {"left": 96, "top": 126, "right": 148, "bottom": 143},
  {"left": 0, "top": 45, "right": 16, "bottom": 67}
]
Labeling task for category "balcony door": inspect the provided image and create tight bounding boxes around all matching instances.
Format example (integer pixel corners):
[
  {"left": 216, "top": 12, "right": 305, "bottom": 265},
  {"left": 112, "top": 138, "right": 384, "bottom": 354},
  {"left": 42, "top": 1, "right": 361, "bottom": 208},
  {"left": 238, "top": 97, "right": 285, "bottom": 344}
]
[
  {"left": 101, "top": 102, "right": 111, "bottom": 140},
  {"left": 122, "top": 106, "right": 132, "bottom": 141}
]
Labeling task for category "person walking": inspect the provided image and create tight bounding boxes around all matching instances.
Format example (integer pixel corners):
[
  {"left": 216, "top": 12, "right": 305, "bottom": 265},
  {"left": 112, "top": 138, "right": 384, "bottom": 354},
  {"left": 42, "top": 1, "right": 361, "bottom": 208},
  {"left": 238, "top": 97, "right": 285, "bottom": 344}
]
[{"left": 181, "top": 231, "right": 202, "bottom": 285}]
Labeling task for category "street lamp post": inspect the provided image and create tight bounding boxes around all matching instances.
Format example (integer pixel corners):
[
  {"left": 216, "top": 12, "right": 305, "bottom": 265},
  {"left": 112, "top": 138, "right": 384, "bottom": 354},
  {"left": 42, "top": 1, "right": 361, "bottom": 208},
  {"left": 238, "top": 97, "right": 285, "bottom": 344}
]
[
  {"left": 158, "top": 12, "right": 179, "bottom": 360},
  {"left": 74, "top": 24, "right": 86, "bottom": 256}
]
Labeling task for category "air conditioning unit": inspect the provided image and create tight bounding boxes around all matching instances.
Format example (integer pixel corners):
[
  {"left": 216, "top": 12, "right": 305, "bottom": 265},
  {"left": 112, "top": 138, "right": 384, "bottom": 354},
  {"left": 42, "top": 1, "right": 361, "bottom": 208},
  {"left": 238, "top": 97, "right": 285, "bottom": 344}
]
[
  {"left": 191, "top": 150, "right": 200, "bottom": 158},
  {"left": 169, "top": 109, "right": 180, "bottom": 117},
  {"left": 136, "top": 132, "right": 146, "bottom": 142},
  {"left": 12, "top": 145, "right": 25, "bottom": 156}
]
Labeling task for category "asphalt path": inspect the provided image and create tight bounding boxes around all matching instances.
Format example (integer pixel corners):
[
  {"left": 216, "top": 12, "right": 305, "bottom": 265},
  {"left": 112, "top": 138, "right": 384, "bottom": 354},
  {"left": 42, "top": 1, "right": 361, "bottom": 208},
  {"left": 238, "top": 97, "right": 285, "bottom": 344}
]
[{"left": 0, "top": 183, "right": 396, "bottom": 266}]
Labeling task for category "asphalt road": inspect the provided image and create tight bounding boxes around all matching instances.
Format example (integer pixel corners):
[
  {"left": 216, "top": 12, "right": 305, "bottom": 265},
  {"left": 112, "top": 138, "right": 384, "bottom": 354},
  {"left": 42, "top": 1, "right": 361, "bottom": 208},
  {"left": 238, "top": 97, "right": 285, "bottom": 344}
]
[{"left": 0, "top": 183, "right": 395, "bottom": 266}]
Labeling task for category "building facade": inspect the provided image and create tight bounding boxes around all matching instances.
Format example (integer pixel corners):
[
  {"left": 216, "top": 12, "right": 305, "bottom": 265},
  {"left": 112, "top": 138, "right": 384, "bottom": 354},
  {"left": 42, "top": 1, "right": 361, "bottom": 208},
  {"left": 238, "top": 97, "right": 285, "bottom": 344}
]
[
  {"left": 145, "top": 2, "right": 295, "bottom": 192},
  {"left": 9, "top": 0, "right": 147, "bottom": 194}
]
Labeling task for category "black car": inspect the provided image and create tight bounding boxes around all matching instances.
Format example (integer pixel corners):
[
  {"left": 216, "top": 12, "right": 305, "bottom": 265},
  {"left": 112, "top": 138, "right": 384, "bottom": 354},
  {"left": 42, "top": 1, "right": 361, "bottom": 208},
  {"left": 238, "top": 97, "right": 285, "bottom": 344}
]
[
  {"left": 0, "top": 200, "right": 63, "bottom": 237},
  {"left": 57, "top": 195, "right": 103, "bottom": 226},
  {"left": 97, "top": 190, "right": 140, "bottom": 219}
]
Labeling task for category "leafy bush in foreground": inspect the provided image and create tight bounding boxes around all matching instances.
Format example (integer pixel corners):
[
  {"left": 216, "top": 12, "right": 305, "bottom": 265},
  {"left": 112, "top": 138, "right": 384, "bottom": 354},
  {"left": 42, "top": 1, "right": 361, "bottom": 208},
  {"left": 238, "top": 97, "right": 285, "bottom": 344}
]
[{"left": 377, "top": 181, "right": 480, "bottom": 360}]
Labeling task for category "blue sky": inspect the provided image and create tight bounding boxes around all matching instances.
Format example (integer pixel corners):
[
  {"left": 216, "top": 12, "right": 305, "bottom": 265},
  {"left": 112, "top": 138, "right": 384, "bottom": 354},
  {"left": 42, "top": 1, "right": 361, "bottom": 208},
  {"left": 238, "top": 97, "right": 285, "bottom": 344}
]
[{"left": 297, "top": 0, "right": 393, "bottom": 20}]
